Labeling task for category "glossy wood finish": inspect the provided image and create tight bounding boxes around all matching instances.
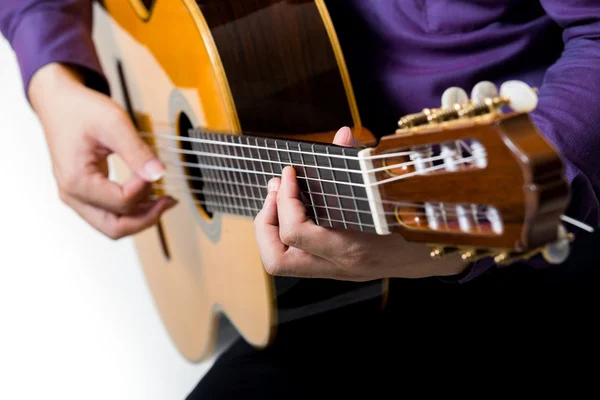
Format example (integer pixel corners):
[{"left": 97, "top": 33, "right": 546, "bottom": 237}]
[
  {"left": 198, "top": 0, "right": 355, "bottom": 134},
  {"left": 372, "top": 112, "right": 569, "bottom": 251},
  {"left": 93, "top": 0, "right": 383, "bottom": 362}
]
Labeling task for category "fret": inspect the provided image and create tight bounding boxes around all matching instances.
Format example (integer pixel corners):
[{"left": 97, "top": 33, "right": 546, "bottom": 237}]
[
  {"left": 295, "top": 142, "right": 321, "bottom": 226},
  {"left": 224, "top": 135, "right": 251, "bottom": 217},
  {"left": 209, "top": 138, "right": 233, "bottom": 214},
  {"left": 341, "top": 147, "right": 364, "bottom": 232},
  {"left": 311, "top": 143, "right": 333, "bottom": 228},
  {"left": 326, "top": 146, "right": 348, "bottom": 230},
  {"left": 254, "top": 137, "right": 269, "bottom": 201},
  {"left": 239, "top": 137, "right": 262, "bottom": 214},
  {"left": 217, "top": 141, "right": 241, "bottom": 215},
  {"left": 264, "top": 138, "right": 277, "bottom": 193}
]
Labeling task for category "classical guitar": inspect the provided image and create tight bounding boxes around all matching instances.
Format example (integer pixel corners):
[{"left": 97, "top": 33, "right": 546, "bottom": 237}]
[{"left": 91, "top": 0, "right": 572, "bottom": 362}]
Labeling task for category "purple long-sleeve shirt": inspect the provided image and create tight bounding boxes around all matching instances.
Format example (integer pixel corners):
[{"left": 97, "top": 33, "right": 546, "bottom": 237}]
[{"left": 1, "top": 0, "right": 599, "bottom": 283}]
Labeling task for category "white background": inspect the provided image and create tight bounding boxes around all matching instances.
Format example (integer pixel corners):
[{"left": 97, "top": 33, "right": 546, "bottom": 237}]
[{"left": 0, "top": 35, "right": 234, "bottom": 400}]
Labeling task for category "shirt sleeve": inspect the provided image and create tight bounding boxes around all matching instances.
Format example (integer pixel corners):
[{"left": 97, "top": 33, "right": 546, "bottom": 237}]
[
  {"left": 455, "top": 0, "right": 600, "bottom": 284},
  {"left": 0, "top": 0, "right": 109, "bottom": 99}
]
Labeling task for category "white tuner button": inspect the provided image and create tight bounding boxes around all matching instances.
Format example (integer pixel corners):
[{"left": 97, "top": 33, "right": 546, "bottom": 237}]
[
  {"left": 500, "top": 80, "right": 538, "bottom": 113},
  {"left": 471, "top": 81, "right": 498, "bottom": 104},
  {"left": 441, "top": 86, "right": 469, "bottom": 109},
  {"left": 542, "top": 225, "right": 571, "bottom": 264}
]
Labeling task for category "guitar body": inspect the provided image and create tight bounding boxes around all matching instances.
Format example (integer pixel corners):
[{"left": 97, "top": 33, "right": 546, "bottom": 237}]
[{"left": 92, "top": 0, "right": 386, "bottom": 362}]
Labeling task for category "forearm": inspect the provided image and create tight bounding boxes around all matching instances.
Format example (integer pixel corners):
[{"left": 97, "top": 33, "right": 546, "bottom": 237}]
[
  {"left": 530, "top": 41, "right": 600, "bottom": 232},
  {"left": 0, "top": 0, "right": 108, "bottom": 99},
  {"left": 454, "top": 1, "right": 600, "bottom": 283}
]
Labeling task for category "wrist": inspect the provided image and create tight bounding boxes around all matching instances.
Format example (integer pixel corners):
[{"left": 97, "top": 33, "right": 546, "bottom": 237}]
[{"left": 29, "top": 63, "right": 86, "bottom": 111}]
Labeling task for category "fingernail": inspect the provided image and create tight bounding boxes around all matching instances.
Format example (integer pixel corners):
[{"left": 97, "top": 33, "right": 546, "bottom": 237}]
[
  {"left": 268, "top": 179, "right": 280, "bottom": 192},
  {"left": 143, "top": 159, "right": 165, "bottom": 182}
]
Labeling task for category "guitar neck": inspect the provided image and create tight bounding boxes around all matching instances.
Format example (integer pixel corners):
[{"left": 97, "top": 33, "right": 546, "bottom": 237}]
[{"left": 170, "top": 129, "right": 380, "bottom": 234}]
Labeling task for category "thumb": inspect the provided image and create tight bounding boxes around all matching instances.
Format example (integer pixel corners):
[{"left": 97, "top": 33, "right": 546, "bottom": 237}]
[
  {"left": 95, "top": 106, "right": 165, "bottom": 182},
  {"left": 332, "top": 126, "right": 361, "bottom": 148}
]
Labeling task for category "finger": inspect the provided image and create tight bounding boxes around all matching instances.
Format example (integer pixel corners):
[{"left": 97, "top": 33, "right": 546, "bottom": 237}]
[
  {"left": 254, "top": 179, "right": 288, "bottom": 265},
  {"left": 64, "top": 193, "right": 177, "bottom": 240},
  {"left": 73, "top": 172, "right": 155, "bottom": 215},
  {"left": 332, "top": 126, "right": 361, "bottom": 148},
  {"left": 94, "top": 106, "right": 165, "bottom": 182},
  {"left": 276, "top": 167, "right": 344, "bottom": 258}
]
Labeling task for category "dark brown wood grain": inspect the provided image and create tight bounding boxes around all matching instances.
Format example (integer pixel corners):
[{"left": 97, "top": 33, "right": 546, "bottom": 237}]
[
  {"left": 373, "top": 113, "right": 569, "bottom": 251},
  {"left": 197, "top": 0, "right": 355, "bottom": 136}
]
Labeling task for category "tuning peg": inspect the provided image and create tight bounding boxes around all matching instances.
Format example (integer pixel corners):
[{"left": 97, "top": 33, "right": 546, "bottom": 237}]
[
  {"left": 430, "top": 246, "right": 459, "bottom": 259},
  {"left": 460, "top": 249, "right": 490, "bottom": 262},
  {"left": 471, "top": 81, "right": 499, "bottom": 104},
  {"left": 541, "top": 224, "right": 572, "bottom": 264},
  {"left": 441, "top": 87, "right": 469, "bottom": 109},
  {"left": 499, "top": 80, "right": 538, "bottom": 113}
]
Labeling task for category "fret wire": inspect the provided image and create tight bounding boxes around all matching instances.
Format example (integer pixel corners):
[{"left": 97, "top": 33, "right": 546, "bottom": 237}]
[
  {"left": 326, "top": 146, "right": 348, "bottom": 230},
  {"left": 203, "top": 136, "right": 223, "bottom": 214},
  {"left": 217, "top": 140, "right": 241, "bottom": 215},
  {"left": 342, "top": 147, "right": 364, "bottom": 232},
  {"left": 311, "top": 143, "right": 333, "bottom": 228},
  {"left": 254, "top": 137, "right": 270, "bottom": 201},
  {"left": 239, "top": 137, "right": 262, "bottom": 212},
  {"left": 297, "top": 142, "right": 322, "bottom": 226},
  {"left": 265, "top": 137, "right": 277, "bottom": 195},
  {"left": 225, "top": 135, "right": 250, "bottom": 217},
  {"left": 209, "top": 137, "right": 233, "bottom": 214}
]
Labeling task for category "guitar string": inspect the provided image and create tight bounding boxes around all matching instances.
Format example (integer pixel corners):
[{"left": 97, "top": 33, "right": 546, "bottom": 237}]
[
  {"left": 146, "top": 124, "right": 474, "bottom": 163},
  {"left": 159, "top": 155, "right": 476, "bottom": 188},
  {"left": 153, "top": 144, "right": 450, "bottom": 176},
  {"left": 151, "top": 168, "right": 595, "bottom": 233},
  {"left": 148, "top": 193, "right": 494, "bottom": 233},
  {"left": 140, "top": 131, "right": 420, "bottom": 162},
  {"left": 159, "top": 172, "right": 470, "bottom": 208},
  {"left": 136, "top": 128, "right": 594, "bottom": 232},
  {"left": 151, "top": 190, "right": 596, "bottom": 234},
  {"left": 149, "top": 193, "right": 378, "bottom": 228},
  {"left": 151, "top": 183, "right": 491, "bottom": 220},
  {"left": 154, "top": 150, "right": 490, "bottom": 214}
]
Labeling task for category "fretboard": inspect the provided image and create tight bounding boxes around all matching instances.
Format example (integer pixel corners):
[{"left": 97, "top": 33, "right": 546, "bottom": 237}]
[{"left": 171, "top": 129, "right": 377, "bottom": 233}]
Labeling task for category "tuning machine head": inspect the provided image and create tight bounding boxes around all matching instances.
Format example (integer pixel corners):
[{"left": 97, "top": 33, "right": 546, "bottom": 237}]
[{"left": 397, "top": 80, "right": 539, "bottom": 134}]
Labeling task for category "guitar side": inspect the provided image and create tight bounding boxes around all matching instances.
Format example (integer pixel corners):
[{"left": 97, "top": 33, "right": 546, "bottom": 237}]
[{"left": 92, "top": 0, "right": 386, "bottom": 362}]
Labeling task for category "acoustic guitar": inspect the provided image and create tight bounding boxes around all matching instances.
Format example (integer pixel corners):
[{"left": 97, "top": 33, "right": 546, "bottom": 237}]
[{"left": 91, "top": 0, "right": 571, "bottom": 362}]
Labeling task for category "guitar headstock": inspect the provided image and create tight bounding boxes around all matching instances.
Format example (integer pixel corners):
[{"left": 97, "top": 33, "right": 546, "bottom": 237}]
[{"left": 361, "top": 81, "right": 572, "bottom": 265}]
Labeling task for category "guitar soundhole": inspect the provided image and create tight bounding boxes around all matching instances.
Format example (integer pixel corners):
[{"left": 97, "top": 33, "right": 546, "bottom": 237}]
[{"left": 177, "top": 112, "right": 213, "bottom": 219}]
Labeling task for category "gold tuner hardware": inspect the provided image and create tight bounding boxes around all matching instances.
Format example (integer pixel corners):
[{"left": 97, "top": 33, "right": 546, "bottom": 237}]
[
  {"left": 430, "top": 246, "right": 459, "bottom": 260},
  {"left": 494, "top": 251, "right": 527, "bottom": 266},
  {"left": 460, "top": 249, "right": 489, "bottom": 262},
  {"left": 397, "top": 109, "right": 431, "bottom": 130}
]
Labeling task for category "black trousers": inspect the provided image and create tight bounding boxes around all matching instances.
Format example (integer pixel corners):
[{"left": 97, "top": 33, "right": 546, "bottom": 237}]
[{"left": 187, "top": 231, "right": 600, "bottom": 398}]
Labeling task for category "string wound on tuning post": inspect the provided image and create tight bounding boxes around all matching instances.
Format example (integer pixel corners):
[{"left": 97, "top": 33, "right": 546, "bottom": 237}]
[{"left": 396, "top": 80, "right": 539, "bottom": 133}]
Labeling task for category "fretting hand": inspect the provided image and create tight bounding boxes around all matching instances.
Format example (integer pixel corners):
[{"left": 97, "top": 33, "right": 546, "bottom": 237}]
[
  {"left": 253, "top": 128, "right": 469, "bottom": 281},
  {"left": 29, "top": 63, "right": 178, "bottom": 240}
]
